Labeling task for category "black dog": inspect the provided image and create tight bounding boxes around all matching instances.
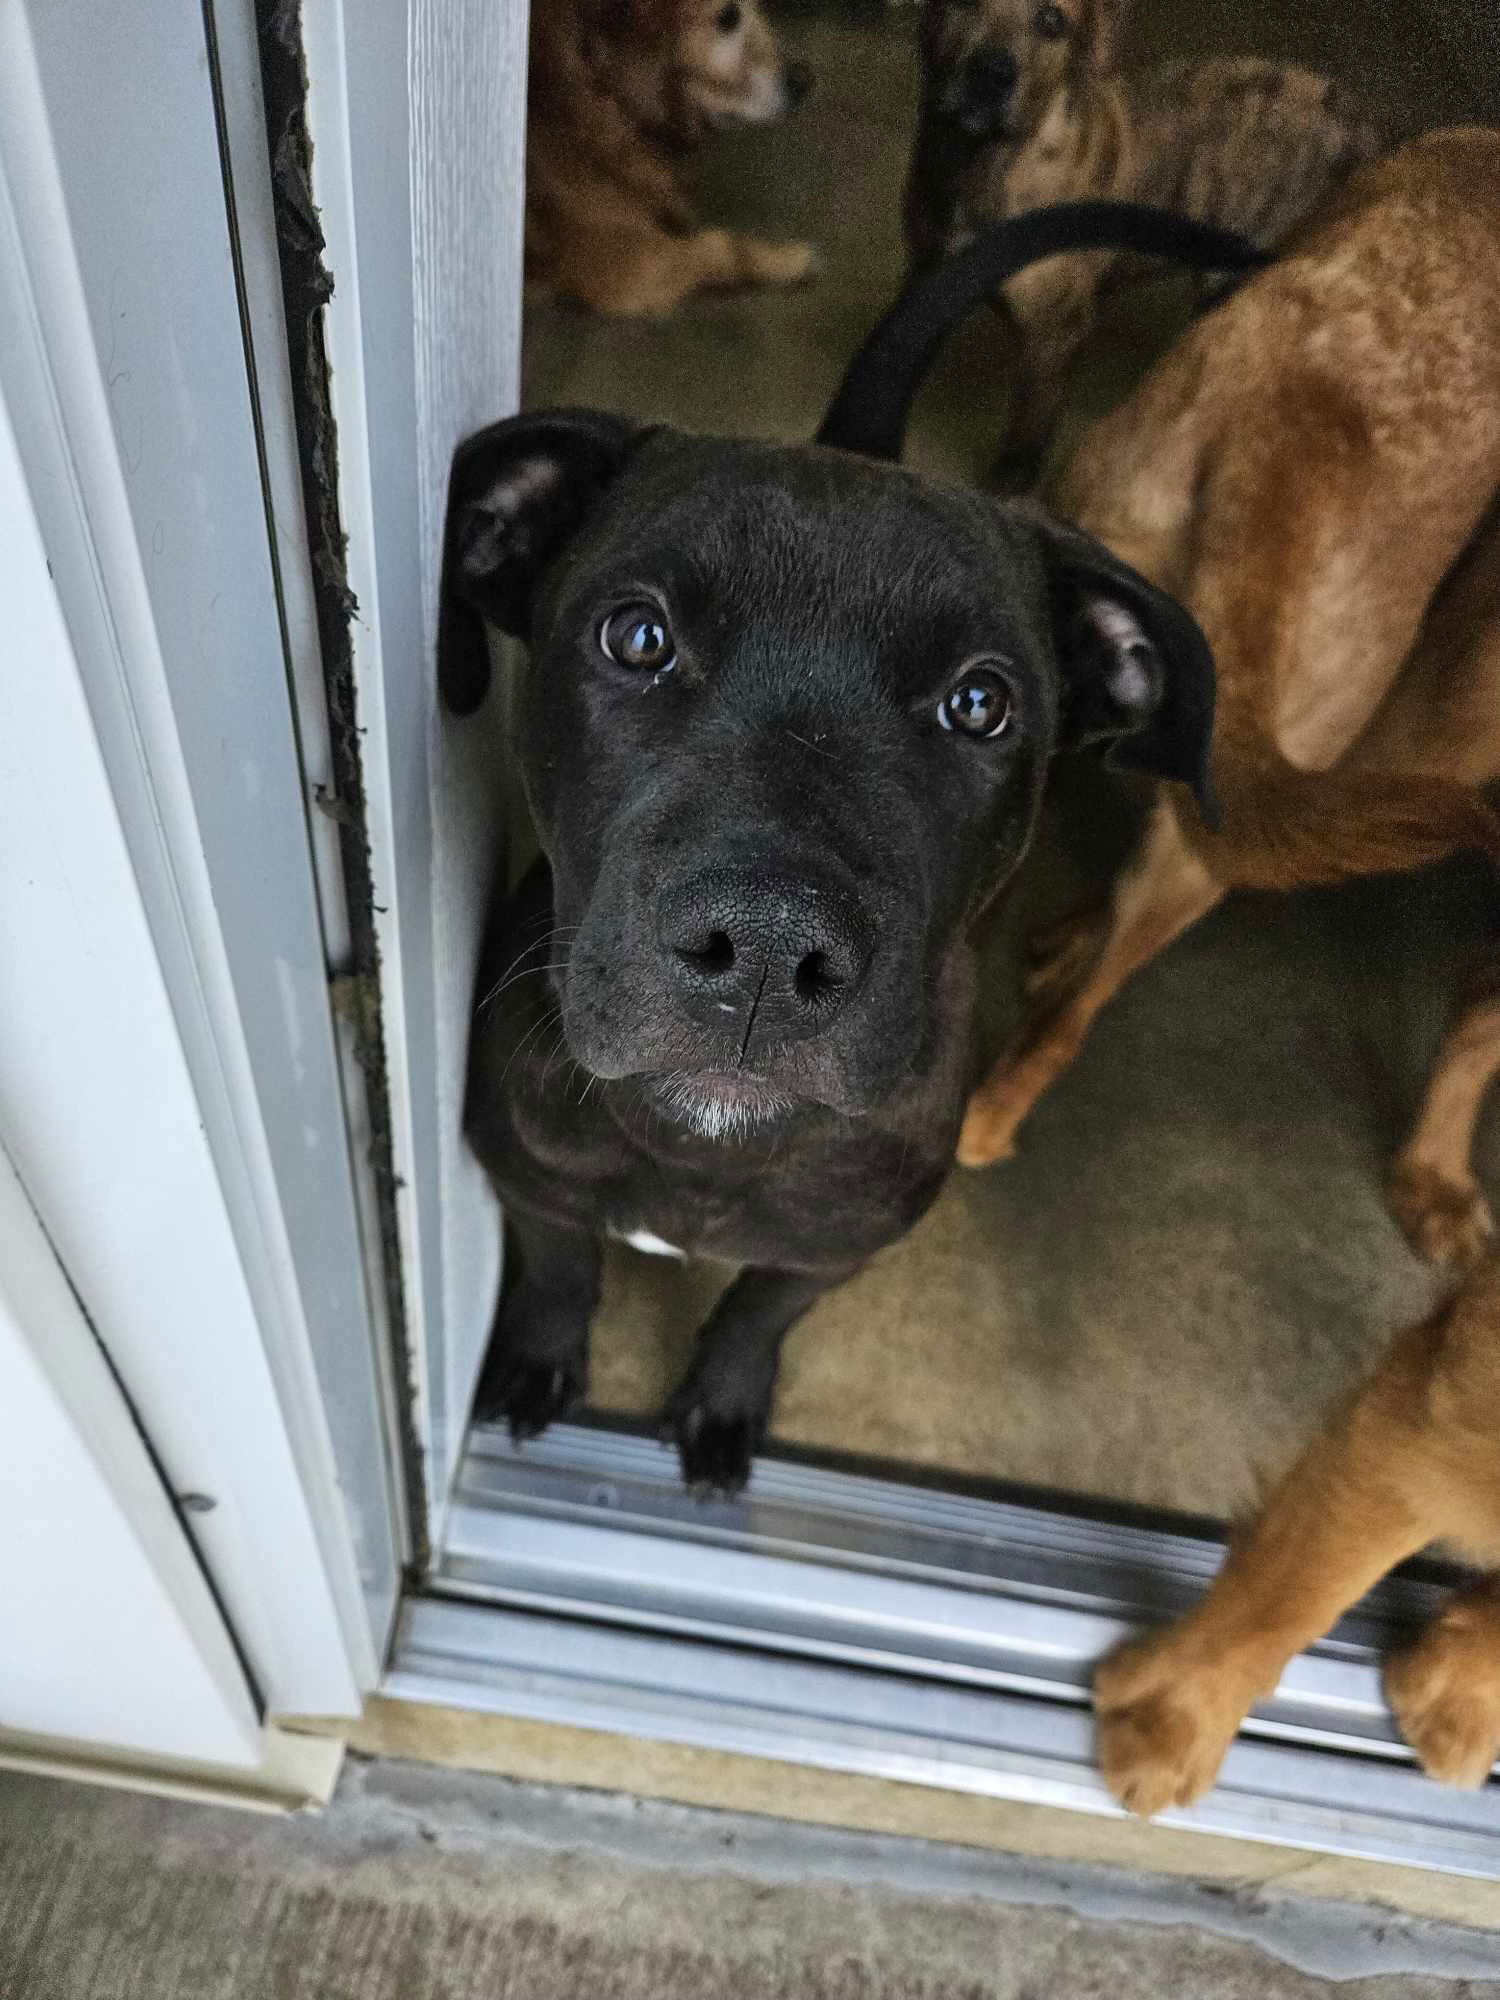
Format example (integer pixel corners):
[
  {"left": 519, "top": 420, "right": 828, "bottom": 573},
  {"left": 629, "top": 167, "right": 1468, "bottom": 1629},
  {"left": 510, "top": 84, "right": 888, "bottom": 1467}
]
[
  {"left": 450, "top": 211, "right": 1242, "bottom": 1496},
  {"left": 449, "top": 423, "right": 1212, "bottom": 1494}
]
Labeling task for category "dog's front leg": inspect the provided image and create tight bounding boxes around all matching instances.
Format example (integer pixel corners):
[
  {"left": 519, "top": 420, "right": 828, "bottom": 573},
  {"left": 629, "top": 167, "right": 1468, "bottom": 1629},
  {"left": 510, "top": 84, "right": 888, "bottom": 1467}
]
[
  {"left": 900, "top": 120, "right": 959, "bottom": 276},
  {"left": 560, "top": 226, "right": 817, "bottom": 317},
  {"left": 473, "top": 1210, "right": 601, "bottom": 1443},
  {"left": 959, "top": 797, "right": 1221, "bottom": 1166},
  {"left": 663, "top": 1266, "right": 848, "bottom": 1498},
  {"left": 1094, "top": 1266, "right": 1500, "bottom": 1812},
  {"left": 1387, "top": 965, "right": 1500, "bottom": 1269}
]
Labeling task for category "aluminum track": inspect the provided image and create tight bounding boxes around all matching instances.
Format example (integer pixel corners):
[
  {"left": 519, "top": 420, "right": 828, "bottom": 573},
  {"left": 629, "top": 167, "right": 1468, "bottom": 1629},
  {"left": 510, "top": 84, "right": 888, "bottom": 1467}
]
[{"left": 386, "top": 1421, "right": 1500, "bottom": 1877}]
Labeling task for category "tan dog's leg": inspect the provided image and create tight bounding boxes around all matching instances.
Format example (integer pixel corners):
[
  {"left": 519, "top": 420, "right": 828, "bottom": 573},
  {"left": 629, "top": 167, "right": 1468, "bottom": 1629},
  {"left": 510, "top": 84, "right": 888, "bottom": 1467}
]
[
  {"left": 556, "top": 225, "right": 816, "bottom": 318},
  {"left": 957, "top": 797, "right": 1221, "bottom": 1166},
  {"left": 1094, "top": 1263, "right": 1500, "bottom": 1814},
  {"left": 1388, "top": 972, "right": 1500, "bottom": 1270}
]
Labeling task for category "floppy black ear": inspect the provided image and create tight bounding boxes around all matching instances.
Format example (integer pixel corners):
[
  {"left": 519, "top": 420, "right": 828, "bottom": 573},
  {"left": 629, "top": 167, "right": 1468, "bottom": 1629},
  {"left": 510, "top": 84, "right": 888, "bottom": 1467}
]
[
  {"left": 438, "top": 408, "right": 640, "bottom": 714},
  {"left": 1037, "top": 514, "right": 1219, "bottom": 827}
]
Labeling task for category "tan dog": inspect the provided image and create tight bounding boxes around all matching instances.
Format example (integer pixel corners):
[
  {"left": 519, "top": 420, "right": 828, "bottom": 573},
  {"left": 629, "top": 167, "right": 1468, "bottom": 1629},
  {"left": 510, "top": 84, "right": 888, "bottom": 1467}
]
[
  {"left": 904, "top": 0, "right": 1382, "bottom": 463},
  {"left": 1095, "top": 1248, "right": 1500, "bottom": 1813},
  {"left": 526, "top": 0, "right": 816, "bottom": 317},
  {"left": 957, "top": 132, "right": 1500, "bottom": 1281}
]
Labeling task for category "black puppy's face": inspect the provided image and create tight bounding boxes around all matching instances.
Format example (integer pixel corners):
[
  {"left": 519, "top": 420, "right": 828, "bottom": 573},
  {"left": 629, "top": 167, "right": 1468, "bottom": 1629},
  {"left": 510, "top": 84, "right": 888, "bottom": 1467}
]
[
  {"left": 530, "top": 438, "right": 1054, "bottom": 1132},
  {"left": 447, "top": 415, "right": 1213, "bottom": 1139}
]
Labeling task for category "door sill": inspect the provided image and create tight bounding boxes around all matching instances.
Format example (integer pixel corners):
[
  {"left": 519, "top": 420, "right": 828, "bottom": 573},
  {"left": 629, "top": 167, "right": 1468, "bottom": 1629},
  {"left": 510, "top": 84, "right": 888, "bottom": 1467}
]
[{"left": 385, "top": 1420, "right": 1500, "bottom": 1879}]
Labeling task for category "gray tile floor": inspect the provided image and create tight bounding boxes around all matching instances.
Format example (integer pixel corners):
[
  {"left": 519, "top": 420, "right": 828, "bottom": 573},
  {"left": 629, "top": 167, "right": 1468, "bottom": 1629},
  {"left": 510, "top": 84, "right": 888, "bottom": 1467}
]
[{"left": 522, "top": 2, "right": 1500, "bottom": 1519}]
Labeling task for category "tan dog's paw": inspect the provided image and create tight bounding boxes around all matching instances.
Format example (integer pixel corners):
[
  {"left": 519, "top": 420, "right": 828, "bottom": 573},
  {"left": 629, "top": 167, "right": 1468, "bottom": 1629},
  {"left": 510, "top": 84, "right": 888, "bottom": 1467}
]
[
  {"left": 1093, "top": 1634, "right": 1259, "bottom": 1817},
  {"left": 1386, "top": 1158, "right": 1495, "bottom": 1269},
  {"left": 954, "top": 1086, "right": 1022, "bottom": 1167},
  {"left": 740, "top": 236, "right": 820, "bottom": 287},
  {"left": 1386, "top": 1601, "right": 1500, "bottom": 1788}
]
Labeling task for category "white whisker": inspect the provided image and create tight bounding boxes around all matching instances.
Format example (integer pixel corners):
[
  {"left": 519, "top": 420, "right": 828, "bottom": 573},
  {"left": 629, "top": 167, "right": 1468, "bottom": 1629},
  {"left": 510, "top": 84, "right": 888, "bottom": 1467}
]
[{"left": 650, "top": 1070, "right": 793, "bottom": 1142}]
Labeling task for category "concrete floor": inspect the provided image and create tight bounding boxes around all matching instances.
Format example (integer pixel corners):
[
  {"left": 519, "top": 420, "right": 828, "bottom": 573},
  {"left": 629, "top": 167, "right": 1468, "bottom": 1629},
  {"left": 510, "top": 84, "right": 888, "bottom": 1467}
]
[
  {"left": 9, "top": 1758, "right": 1500, "bottom": 1999},
  {"left": 520, "top": 1, "right": 1500, "bottom": 1520}
]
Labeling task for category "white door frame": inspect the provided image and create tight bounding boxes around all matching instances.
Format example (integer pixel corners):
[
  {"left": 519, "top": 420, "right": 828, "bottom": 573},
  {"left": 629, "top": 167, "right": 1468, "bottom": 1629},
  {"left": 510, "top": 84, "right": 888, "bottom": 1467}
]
[
  {"left": 296, "top": 0, "right": 529, "bottom": 1538},
  {"left": 0, "top": 0, "right": 406, "bottom": 1724}
]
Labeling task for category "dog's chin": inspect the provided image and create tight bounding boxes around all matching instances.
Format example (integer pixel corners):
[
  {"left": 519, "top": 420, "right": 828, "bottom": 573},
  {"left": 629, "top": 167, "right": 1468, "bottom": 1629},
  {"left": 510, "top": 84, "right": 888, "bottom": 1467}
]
[
  {"left": 939, "top": 92, "right": 1020, "bottom": 147},
  {"left": 953, "top": 110, "right": 1017, "bottom": 145},
  {"left": 694, "top": 79, "right": 791, "bottom": 129},
  {"left": 644, "top": 1068, "right": 796, "bottom": 1142}
]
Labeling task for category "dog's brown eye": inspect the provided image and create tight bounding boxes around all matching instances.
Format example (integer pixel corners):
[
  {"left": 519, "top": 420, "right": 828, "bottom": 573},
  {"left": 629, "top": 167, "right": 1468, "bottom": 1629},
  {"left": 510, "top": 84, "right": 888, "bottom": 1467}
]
[
  {"left": 715, "top": 1, "right": 742, "bottom": 31},
  {"left": 599, "top": 603, "right": 676, "bottom": 674},
  {"left": 1034, "top": 2, "right": 1069, "bottom": 36},
  {"left": 939, "top": 667, "right": 1013, "bottom": 738}
]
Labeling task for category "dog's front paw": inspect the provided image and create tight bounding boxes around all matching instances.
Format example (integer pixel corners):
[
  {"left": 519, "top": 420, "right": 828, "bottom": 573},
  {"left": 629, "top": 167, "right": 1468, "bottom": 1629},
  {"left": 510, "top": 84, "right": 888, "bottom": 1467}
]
[
  {"left": 742, "top": 236, "right": 820, "bottom": 288},
  {"left": 473, "top": 1325, "right": 586, "bottom": 1444},
  {"left": 1386, "top": 1597, "right": 1500, "bottom": 1788},
  {"left": 1386, "top": 1158, "right": 1495, "bottom": 1269},
  {"left": 955, "top": 1084, "right": 1024, "bottom": 1167},
  {"left": 662, "top": 1385, "right": 765, "bottom": 1499},
  {"left": 1093, "top": 1633, "right": 1260, "bottom": 1818}
]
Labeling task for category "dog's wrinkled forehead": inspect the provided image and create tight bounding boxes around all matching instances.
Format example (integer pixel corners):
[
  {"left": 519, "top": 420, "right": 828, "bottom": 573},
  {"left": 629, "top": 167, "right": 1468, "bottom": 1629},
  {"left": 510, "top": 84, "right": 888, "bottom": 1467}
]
[{"left": 545, "top": 432, "right": 1050, "bottom": 685}]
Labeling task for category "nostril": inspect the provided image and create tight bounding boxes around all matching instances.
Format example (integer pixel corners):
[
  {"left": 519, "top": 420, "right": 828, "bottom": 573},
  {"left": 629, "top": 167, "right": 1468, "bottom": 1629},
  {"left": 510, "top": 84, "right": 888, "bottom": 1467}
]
[
  {"left": 675, "top": 929, "right": 736, "bottom": 979},
  {"left": 794, "top": 948, "right": 844, "bottom": 1007}
]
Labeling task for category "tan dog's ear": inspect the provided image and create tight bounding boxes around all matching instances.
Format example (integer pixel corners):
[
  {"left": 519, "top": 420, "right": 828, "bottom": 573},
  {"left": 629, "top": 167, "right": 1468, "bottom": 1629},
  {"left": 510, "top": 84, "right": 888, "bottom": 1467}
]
[
  {"left": 1036, "top": 511, "right": 1219, "bottom": 825},
  {"left": 440, "top": 409, "right": 645, "bottom": 713}
]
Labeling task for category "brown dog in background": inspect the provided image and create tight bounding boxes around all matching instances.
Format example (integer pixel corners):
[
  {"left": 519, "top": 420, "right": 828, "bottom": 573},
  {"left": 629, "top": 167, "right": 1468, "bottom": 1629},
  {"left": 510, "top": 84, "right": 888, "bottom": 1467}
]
[
  {"left": 526, "top": 0, "right": 816, "bottom": 317},
  {"left": 957, "top": 131, "right": 1500, "bottom": 1282},
  {"left": 904, "top": 0, "right": 1382, "bottom": 465},
  {"left": 1095, "top": 1249, "right": 1500, "bottom": 1812}
]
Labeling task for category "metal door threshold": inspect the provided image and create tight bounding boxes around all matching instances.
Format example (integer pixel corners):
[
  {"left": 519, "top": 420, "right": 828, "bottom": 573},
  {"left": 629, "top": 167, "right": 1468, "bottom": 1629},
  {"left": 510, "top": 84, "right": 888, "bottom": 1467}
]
[{"left": 386, "top": 1421, "right": 1500, "bottom": 1878}]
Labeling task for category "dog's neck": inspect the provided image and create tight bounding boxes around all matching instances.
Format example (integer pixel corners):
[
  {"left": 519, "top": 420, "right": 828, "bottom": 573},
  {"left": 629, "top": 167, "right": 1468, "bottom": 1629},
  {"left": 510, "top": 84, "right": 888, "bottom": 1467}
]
[
  {"left": 1009, "top": 76, "right": 1133, "bottom": 209},
  {"left": 529, "top": 6, "right": 701, "bottom": 165},
  {"left": 585, "top": 25, "right": 704, "bottom": 155},
  {"left": 943, "top": 77, "right": 1132, "bottom": 243}
]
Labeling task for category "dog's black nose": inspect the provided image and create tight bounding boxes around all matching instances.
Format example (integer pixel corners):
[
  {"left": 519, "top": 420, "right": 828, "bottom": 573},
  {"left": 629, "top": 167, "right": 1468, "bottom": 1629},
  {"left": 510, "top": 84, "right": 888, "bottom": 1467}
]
[
  {"left": 783, "top": 60, "right": 814, "bottom": 110},
  {"left": 949, "top": 46, "right": 1019, "bottom": 137},
  {"left": 659, "top": 872, "right": 872, "bottom": 1041}
]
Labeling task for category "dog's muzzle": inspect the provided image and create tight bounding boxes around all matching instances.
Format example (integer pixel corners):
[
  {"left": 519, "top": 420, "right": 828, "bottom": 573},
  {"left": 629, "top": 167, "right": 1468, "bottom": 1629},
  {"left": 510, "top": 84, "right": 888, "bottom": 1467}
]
[{"left": 944, "top": 46, "right": 1019, "bottom": 141}]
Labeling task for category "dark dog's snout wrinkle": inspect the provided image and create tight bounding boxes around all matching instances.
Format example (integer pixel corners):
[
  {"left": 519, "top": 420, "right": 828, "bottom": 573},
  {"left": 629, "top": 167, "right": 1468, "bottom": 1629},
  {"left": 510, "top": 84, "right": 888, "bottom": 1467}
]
[
  {"left": 658, "top": 871, "right": 872, "bottom": 1042},
  {"left": 783, "top": 59, "right": 814, "bottom": 110}
]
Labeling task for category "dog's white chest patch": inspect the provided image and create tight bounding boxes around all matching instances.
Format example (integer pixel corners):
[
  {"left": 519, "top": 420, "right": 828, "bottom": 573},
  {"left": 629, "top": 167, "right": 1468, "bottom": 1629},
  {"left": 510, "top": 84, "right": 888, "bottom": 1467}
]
[{"left": 612, "top": 1226, "right": 687, "bottom": 1260}]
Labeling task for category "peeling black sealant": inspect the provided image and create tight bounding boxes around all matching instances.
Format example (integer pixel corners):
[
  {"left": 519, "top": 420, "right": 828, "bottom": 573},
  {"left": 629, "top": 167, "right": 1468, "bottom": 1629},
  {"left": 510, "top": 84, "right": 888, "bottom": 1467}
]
[{"left": 254, "top": 0, "right": 431, "bottom": 1576}]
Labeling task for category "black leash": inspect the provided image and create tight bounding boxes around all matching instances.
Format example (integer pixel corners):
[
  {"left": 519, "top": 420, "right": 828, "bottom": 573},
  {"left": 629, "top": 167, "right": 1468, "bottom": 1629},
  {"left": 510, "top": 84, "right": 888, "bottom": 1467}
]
[{"left": 816, "top": 200, "right": 1269, "bottom": 462}]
